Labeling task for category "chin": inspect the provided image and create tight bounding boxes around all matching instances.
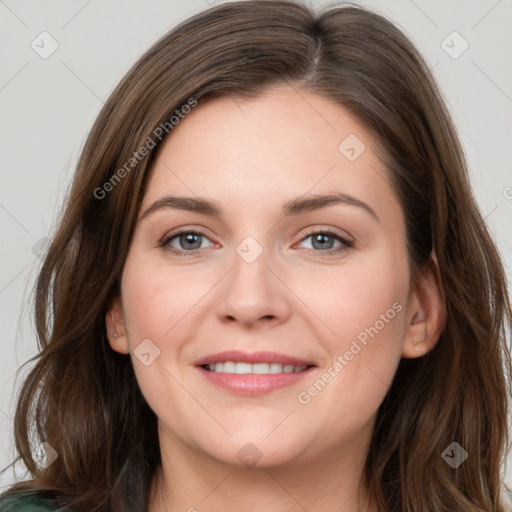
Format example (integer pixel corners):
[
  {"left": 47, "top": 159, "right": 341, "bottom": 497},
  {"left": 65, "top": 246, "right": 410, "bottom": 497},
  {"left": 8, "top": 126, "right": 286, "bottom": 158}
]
[{"left": 204, "top": 436, "right": 308, "bottom": 470}]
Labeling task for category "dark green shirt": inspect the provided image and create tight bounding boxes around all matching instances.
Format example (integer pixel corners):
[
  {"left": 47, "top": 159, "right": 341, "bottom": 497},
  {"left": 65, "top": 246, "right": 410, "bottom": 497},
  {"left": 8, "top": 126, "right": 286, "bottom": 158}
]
[{"left": 0, "top": 492, "right": 65, "bottom": 511}]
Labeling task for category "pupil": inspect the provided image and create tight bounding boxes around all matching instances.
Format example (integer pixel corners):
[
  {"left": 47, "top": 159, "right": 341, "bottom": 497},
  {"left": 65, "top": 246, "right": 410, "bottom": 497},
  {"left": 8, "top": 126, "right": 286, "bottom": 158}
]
[
  {"left": 181, "top": 233, "right": 201, "bottom": 250},
  {"left": 313, "top": 234, "right": 332, "bottom": 250}
]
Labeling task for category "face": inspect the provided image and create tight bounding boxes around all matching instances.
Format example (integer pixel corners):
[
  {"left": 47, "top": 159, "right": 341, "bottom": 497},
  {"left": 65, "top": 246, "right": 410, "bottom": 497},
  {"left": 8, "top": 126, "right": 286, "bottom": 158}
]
[{"left": 107, "top": 85, "right": 438, "bottom": 469}]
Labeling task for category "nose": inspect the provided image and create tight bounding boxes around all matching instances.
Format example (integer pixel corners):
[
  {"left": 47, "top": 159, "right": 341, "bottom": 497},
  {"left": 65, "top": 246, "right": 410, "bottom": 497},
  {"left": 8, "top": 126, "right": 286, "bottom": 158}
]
[{"left": 215, "top": 243, "right": 292, "bottom": 329}]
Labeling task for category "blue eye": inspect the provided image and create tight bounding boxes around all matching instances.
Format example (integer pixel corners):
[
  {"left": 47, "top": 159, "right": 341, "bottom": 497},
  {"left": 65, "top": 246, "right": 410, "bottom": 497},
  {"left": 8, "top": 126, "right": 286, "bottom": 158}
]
[
  {"left": 297, "top": 230, "right": 354, "bottom": 256},
  {"left": 159, "top": 229, "right": 354, "bottom": 258},
  {"left": 160, "top": 231, "right": 213, "bottom": 257}
]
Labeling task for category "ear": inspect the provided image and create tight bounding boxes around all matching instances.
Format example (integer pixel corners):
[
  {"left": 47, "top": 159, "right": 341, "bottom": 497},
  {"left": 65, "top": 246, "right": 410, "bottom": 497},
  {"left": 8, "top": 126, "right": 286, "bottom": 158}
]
[
  {"left": 105, "top": 295, "right": 130, "bottom": 355},
  {"left": 401, "top": 252, "right": 446, "bottom": 358}
]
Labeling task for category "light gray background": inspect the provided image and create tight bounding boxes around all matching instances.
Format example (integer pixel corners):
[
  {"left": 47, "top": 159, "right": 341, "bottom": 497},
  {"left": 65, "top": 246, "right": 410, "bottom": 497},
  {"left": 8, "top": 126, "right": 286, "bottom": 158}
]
[{"left": 1, "top": 0, "right": 511, "bottom": 496}]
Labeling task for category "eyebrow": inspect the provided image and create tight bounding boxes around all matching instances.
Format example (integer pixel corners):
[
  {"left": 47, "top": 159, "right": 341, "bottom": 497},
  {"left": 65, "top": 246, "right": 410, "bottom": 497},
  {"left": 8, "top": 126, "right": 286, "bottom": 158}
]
[{"left": 139, "top": 192, "right": 379, "bottom": 222}]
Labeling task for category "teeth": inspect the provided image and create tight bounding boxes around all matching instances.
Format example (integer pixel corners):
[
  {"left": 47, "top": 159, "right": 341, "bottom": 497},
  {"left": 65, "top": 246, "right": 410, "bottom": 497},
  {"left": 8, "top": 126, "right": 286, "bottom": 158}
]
[
  {"left": 270, "top": 363, "right": 282, "bottom": 374},
  {"left": 203, "top": 361, "right": 308, "bottom": 374},
  {"left": 253, "top": 363, "right": 270, "bottom": 374},
  {"left": 235, "top": 362, "right": 252, "bottom": 374}
]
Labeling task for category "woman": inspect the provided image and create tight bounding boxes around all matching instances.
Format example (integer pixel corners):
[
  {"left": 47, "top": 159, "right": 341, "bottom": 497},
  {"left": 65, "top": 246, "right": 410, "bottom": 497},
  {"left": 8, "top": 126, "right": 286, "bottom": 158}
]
[{"left": 1, "top": 1, "right": 511, "bottom": 511}]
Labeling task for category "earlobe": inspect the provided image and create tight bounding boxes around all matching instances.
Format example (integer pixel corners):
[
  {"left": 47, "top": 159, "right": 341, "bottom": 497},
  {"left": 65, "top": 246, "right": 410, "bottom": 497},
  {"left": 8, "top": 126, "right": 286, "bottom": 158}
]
[
  {"left": 105, "top": 296, "right": 130, "bottom": 355},
  {"left": 401, "top": 253, "right": 446, "bottom": 359}
]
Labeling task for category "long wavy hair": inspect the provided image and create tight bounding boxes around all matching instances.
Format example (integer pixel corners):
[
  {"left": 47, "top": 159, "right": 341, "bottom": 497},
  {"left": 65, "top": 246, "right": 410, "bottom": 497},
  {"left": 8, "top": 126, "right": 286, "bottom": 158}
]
[{"left": 2, "top": 1, "right": 511, "bottom": 511}]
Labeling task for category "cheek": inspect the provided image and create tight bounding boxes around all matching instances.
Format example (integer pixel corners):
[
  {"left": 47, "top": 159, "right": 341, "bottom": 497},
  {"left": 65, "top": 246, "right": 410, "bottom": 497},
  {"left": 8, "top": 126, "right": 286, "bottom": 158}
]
[
  {"left": 297, "top": 251, "right": 409, "bottom": 418},
  {"left": 314, "top": 250, "right": 408, "bottom": 346},
  {"left": 118, "top": 254, "right": 202, "bottom": 418},
  {"left": 312, "top": 253, "right": 409, "bottom": 396},
  {"left": 120, "top": 255, "right": 210, "bottom": 344}
]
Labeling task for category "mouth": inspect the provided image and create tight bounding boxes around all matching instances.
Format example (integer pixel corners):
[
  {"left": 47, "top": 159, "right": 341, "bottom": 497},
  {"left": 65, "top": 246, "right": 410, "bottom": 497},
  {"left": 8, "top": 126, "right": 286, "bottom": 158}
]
[
  {"left": 194, "top": 350, "right": 317, "bottom": 395},
  {"left": 200, "top": 362, "right": 313, "bottom": 374}
]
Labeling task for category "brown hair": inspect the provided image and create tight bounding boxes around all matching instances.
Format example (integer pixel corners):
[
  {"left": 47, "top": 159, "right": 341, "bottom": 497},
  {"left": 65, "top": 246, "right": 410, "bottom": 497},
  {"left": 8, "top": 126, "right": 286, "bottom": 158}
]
[{"left": 2, "top": 1, "right": 511, "bottom": 510}]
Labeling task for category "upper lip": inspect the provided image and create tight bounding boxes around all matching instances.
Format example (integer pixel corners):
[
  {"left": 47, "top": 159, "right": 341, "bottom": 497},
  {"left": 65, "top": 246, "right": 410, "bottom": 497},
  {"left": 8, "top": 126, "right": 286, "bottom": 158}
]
[{"left": 194, "top": 350, "right": 316, "bottom": 367}]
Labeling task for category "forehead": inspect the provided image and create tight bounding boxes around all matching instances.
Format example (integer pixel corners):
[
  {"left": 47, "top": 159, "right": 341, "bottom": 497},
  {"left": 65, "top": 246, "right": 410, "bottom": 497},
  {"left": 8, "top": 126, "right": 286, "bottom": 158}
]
[{"left": 142, "top": 85, "right": 400, "bottom": 225}]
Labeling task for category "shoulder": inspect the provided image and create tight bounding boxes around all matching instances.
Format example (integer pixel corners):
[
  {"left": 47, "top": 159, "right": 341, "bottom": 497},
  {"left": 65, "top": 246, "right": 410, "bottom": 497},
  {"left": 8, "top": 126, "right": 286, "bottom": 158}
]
[{"left": 0, "top": 491, "right": 67, "bottom": 511}]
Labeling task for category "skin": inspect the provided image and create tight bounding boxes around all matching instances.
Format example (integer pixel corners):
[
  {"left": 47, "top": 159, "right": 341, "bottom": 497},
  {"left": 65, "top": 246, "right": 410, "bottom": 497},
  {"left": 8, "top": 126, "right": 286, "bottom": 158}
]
[{"left": 106, "top": 85, "right": 445, "bottom": 512}]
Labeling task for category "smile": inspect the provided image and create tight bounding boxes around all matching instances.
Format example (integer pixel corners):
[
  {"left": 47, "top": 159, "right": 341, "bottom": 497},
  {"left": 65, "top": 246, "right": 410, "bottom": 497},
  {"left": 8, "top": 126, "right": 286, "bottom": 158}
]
[{"left": 201, "top": 362, "right": 310, "bottom": 374}]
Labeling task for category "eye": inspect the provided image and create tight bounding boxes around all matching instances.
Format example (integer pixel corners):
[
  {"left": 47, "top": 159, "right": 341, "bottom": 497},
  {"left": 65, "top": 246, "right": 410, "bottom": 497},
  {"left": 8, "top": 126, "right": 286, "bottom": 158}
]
[
  {"left": 159, "top": 228, "right": 354, "bottom": 258},
  {"left": 296, "top": 229, "right": 354, "bottom": 256},
  {"left": 160, "top": 230, "right": 214, "bottom": 257}
]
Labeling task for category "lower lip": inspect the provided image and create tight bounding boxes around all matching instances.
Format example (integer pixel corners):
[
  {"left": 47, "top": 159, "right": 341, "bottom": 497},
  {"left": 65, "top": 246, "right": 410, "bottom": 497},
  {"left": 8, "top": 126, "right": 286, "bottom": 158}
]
[{"left": 196, "top": 366, "right": 315, "bottom": 395}]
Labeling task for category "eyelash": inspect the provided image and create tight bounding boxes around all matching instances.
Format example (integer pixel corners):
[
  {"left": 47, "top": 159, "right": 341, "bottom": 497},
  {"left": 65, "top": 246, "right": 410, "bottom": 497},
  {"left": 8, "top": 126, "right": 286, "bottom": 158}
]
[{"left": 159, "top": 228, "right": 354, "bottom": 258}]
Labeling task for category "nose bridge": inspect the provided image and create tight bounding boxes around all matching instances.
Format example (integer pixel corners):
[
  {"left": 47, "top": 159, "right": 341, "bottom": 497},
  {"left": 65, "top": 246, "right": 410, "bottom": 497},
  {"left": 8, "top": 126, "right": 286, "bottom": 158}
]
[
  {"left": 230, "top": 234, "right": 275, "bottom": 301},
  {"left": 216, "top": 233, "right": 291, "bottom": 326}
]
